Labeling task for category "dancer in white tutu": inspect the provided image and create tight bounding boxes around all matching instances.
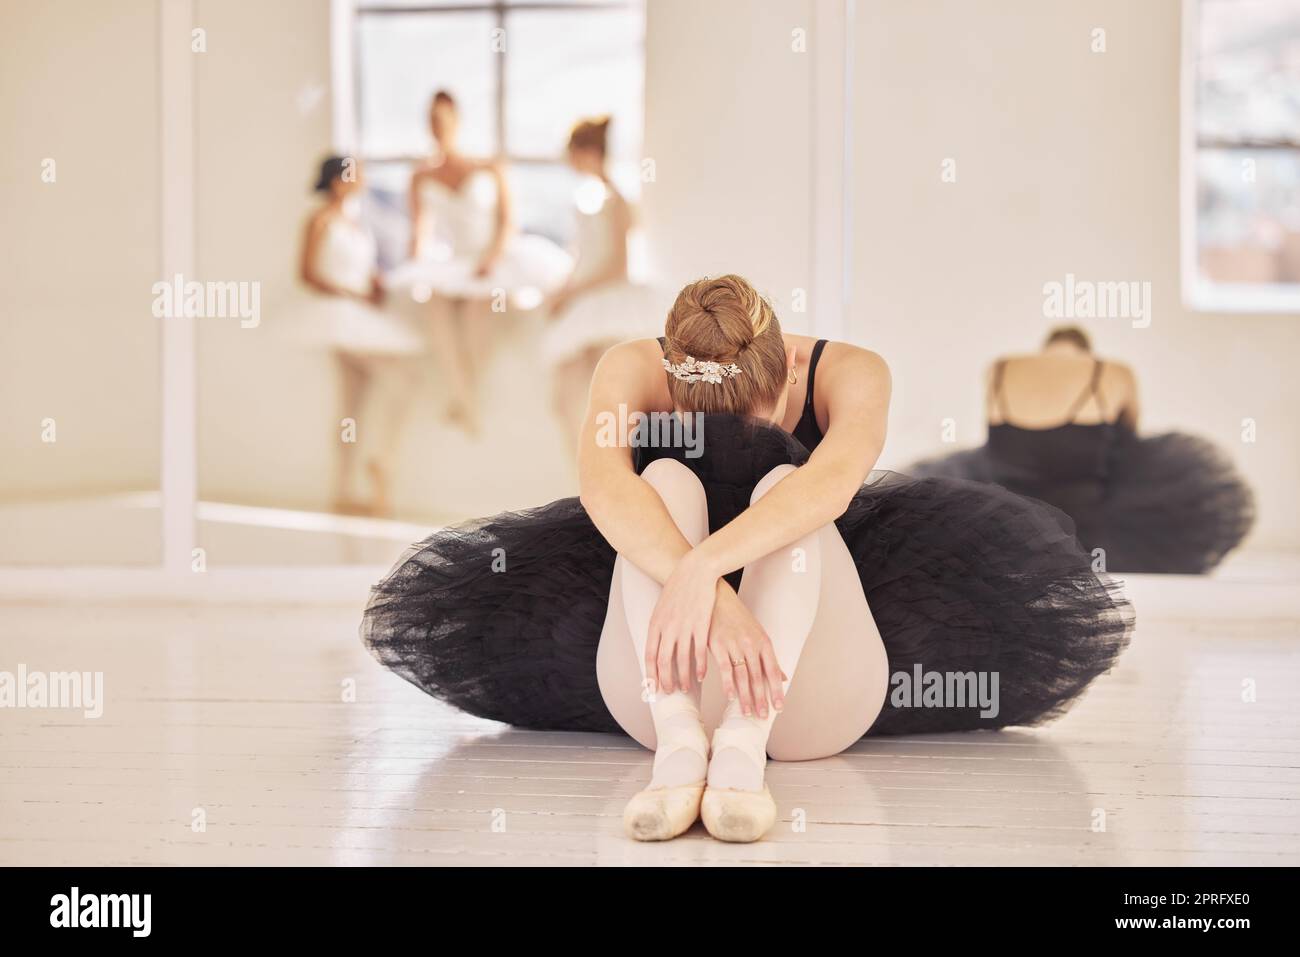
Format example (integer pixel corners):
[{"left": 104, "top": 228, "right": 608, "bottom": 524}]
[
  {"left": 388, "top": 90, "right": 571, "bottom": 433},
  {"left": 543, "top": 116, "right": 664, "bottom": 455},
  {"left": 296, "top": 156, "right": 423, "bottom": 517}
]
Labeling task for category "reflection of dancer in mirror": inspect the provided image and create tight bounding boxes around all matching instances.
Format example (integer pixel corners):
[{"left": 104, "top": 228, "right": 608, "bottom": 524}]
[
  {"left": 911, "top": 326, "right": 1255, "bottom": 573},
  {"left": 544, "top": 117, "right": 662, "bottom": 457},
  {"left": 363, "top": 277, "right": 1132, "bottom": 845},
  {"left": 298, "top": 156, "right": 423, "bottom": 517},
  {"left": 388, "top": 90, "right": 571, "bottom": 434}
]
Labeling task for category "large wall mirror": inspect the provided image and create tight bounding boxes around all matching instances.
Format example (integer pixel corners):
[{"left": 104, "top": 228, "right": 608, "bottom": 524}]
[
  {"left": 2, "top": 0, "right": 1294, "bottom": 579},
  {"left": 0, "top": 1, "right": 162, "bottom": 566}
]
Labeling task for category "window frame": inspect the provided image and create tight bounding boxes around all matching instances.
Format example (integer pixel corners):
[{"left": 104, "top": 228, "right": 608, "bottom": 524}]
[
  {"left": 1180, "top": 0, "right": 1300, "bottom": 314},
  {"left": 341, "top": 0, "right": 644, "bottom": 169}
]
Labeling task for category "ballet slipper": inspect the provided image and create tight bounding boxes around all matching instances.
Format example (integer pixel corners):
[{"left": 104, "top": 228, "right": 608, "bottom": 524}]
[
  {"left": 623, "top": 722, "right": 708, "bottom": 842},
  {"left": 701, "top": 727, "right": 777, "bottom": 843}
]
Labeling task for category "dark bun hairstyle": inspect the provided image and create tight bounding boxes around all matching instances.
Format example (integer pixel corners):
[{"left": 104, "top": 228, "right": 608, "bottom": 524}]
[{"left": 313, "top": 155, "right": 350, "bottom": 193}]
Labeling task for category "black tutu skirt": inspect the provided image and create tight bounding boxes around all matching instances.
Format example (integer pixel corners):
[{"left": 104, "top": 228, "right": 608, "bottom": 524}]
[
  {"left": 911, "top": 430, "right": 1255, "bottom": 574},
  {"left": 362, "top": 416, "right": 1133, "bottom": 736}
]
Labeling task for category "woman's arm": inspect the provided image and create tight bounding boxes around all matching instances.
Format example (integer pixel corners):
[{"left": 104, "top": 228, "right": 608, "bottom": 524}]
[
  {"left": 578, "top": 341, "right": 778, "bottom": 700},
  {"left": 643, "top": 344, "right": 889, "bottom": 710},
  {"left": 686, "top": 345, "right": 891, "bottom": 582},
  {"left": 577, "top": 340, "right": 694, "bottom": 583},
  {"left": 556, "top": 192, "right": 631, "bottom": 307},
  {"left": 299, "top": 213, "right": 349, "bottom": 297},
  {"left": 408, "top": 168, "right": 427, "bottom": 260},
  {"left": 1115, "top": 363, "right": 1140, "bottom": 431},
  {"left": 475, "top": 160, "right": 514, "bottom": 277}
]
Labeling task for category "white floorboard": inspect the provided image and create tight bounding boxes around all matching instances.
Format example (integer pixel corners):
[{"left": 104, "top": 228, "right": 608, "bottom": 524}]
[{"left": 0, "top": 577, "right": 1297, "bottom": 866}]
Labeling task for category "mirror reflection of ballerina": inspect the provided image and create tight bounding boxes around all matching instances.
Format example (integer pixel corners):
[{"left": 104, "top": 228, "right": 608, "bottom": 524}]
[
  {"left": 387, "top": 90, "right": 572, "bottom": 435},
  {"left": 910, "top": 326, "right": 1255, "bottom": 573},
  {"left": 542, "top": 117, "right": 663, "bottom": 458},
  {"left": 295, "top": 156, "right": 424, "bottom": 517}
]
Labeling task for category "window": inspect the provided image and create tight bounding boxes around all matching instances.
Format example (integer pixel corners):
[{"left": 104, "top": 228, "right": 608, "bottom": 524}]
[
  {"left": 341, "top": 0, "right": 645, "bottom": 246},
  {"left": 1183, "top": 0, "right": 1300, "bottom": 312}
]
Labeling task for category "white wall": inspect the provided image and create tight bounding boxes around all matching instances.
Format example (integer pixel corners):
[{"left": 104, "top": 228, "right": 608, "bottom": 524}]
[
  {"left": 640, "top": 0, "right": 817, "bottom": 333},
  {"left": 193, "top": 0, "right": 341, "bottom": 515},
  {"left": 0, "top": 0, "right": 160, "bottom": 499},
  {"left": 851, "top": 0, "right": 1298, "bottom": 547}
]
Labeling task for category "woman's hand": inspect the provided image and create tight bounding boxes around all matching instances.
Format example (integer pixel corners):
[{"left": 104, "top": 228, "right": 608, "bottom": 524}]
[
  {"left": 708, "top": 585, "right": 788, "bottom": 719},
  {"left": 644, "top": 550, "right": 717, "bottom": 695}
]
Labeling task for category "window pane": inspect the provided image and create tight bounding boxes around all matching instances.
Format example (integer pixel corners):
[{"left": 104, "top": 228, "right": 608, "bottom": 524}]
[
  {"left": 356, "top": 11, "right": 498, "bottom": 157},
  {"left": 504, "top": 6, "right": 645, "bottom": 162},
  {"left": 1197, "top": 0, "right": 1300, "bottom": 145},
  {"left": 1197, "top": 148, "right": 1300, "bottom": 283},
  {"left": 357, "top": 0, "right": 494, "bottom": 8},
  {"left": 1190, "top": 0, "right": 1300, "bottom": 302},
  {"left": 510, "top": 161, "right": 580, "bottom": 243}
]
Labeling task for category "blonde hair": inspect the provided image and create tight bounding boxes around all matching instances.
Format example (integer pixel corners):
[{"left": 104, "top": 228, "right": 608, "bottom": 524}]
[
  {"left": 568, "top": 115, "right": 611, "bottom": 156},
  {"left": 662, "top": 275, "right": 787, "bottom": 415}
]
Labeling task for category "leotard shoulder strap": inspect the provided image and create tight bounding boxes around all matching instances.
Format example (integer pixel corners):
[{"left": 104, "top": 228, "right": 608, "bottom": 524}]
[
  {"left": 791, "top": 340, "right": 829, "bottom": 448},
  {"left": 802, "top": 340, "right": 828, "bottom": 418},
  {"left": 1064, "top": 359, "right": 1105, "bottom": 424},
  {"left": 989, "top": 359, "right": 1009, "bottom": 421}
]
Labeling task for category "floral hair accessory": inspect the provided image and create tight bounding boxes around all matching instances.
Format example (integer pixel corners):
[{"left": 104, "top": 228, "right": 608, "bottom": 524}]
[{"left": 662, "top": 356, "right": 743, "bottom": 384}]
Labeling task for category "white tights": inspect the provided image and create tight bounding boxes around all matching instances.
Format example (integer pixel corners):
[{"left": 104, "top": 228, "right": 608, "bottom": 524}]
[{"left": 595, "top": 458, "right": 891, "bottom": 792}]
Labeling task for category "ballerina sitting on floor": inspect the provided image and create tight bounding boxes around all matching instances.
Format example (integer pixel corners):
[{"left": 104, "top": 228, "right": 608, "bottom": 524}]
[{"left": 363, "top": 276, "right": 1133, "bottom": 844}]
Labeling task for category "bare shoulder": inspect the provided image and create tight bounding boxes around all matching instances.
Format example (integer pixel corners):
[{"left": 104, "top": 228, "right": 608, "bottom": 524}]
[
  {"left": 1101, "top": 358, "right": 1137, "bottom": 396},
  {"left": 820, "top": 341, "right": 891, "bottom": 396},
  {"left": 587, "top": 338, "right": 671, "bottom": 415},
  {"left": 592, "top": 337, "right": 662, "bottom": 385},
  {"left": 304, "top": 206, "right": 331, "bottom": 236},
  {"left": 998, "top": 352, "right": 1037, "bottom": 368},
  {"left": 1103, "top": 358, "right": 1135, "bottom": 380},
  {"left": 597, "top": 336, "right": 660, "bottom": 367}
]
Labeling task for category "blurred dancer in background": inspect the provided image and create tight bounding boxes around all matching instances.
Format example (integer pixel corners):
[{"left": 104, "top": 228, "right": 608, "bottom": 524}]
[
  {"left": 543, "top": 116, "right": 663, "bottom": 457},
  {"left": 388, "top": 90, "right": 570, "bottom": 434},
  {"left": 910, "top": 327, "right": 1255, "bottom": 572},
  {"left": 295, "top": 156, "right": 423, "bottom": 517}
]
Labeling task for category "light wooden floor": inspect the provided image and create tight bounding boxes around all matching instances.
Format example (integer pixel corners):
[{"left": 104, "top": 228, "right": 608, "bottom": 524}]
[{"left": 1, "top": 584, "right": 1297, "bottom": 866}]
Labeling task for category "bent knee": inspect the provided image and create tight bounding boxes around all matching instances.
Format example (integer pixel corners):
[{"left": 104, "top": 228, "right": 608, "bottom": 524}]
[
  {"left": 751, "top": 463, "right": 798, "bottom": 504},
  {"left": 639, "top": 457, "right": 704, "bottom": 496},
  {"left": 639, "top": 457, "right": 708, "bottom": 540}
]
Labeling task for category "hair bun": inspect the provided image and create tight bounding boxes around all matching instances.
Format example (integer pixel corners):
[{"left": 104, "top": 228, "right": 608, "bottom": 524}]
[
  {"left": 568, "top": 115, "right": 612, "bottom": 155},
  {"left": 662, "top": 274, "right": 786, "bottom": 416}
]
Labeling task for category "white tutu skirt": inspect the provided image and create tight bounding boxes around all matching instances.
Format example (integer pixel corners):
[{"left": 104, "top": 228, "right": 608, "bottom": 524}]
[
  {"left": 541, "top": 281, "right": 667, "bottom": 365},
  {"left": 387, "top": 234, "right": 573, "bottom": 307},
  {"left": 275, "top": 292, "right": 425, "bottom": 356}
]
